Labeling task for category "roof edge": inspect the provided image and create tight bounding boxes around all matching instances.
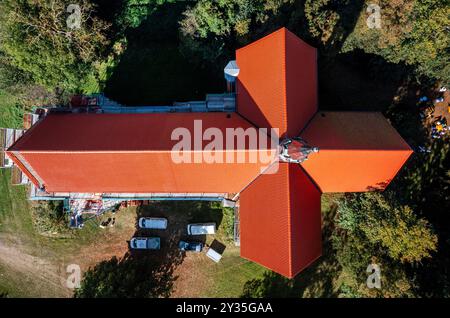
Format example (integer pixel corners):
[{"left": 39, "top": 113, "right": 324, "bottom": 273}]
[{"left": 5, "top": 151, "right": 42, "bottom": 189}]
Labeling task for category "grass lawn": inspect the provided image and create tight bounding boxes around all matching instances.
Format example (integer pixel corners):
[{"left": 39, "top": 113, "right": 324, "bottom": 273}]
[
  {"left": 170, "top": 196, "right": 343, "bottom": 298},
  {"left": 130, "top": 201, "right": 266, "bottom": 297},
  {"left": 0, "top": 169, "right": 138, "bottom": 297},
  {"left": 0, "top": 172, "right": 266, "bottom": 298},
  {"left": 202, "top": 247, "right": 266, "bottom": 297},
  {"left": 0, "top": 89, "right": 24, "bottom": 128},
  {"left": 0, "top": 169, "right": 35, "bottom": 240},
  {"left": 0, "top": 166, "right": 343, "bottom": 298}
]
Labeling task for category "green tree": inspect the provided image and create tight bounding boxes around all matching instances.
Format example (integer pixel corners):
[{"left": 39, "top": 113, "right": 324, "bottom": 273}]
[
  {"left": 116, "top": 0, "right": 176, "bottom": 30},
  {"left": 333, "top": 234, "right": 417, "bottom": 297},
  {"left": 336, "top": 192, "right": 437, "bottom": 264},
  {"left": 0, "top": 0, "right": 111, "bottom": 92},
  {"left": 179, "top": 0, "right": 293, "bottom": 61},
  {"left": 331, "top": 192, "right": 438, "bottom": 297},
  {"left": 304, "top": 0, "right": 342, "bottom": 44},
  {"left": 341, "top": 0, "right": 450, "bottom": 83}
]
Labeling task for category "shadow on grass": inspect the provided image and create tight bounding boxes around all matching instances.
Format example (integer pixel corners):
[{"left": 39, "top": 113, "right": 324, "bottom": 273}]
[
  {"left": 74, "top": 250, "right": 183, "bottom": 298},
  {"left": 135, "top": 201, "right": 224, "bottom": 246},
  {"left": 103, "top": 2, "right": 224, "bottom": 105},
  {"left": 74, "top": 201, "right": 224, "bottom": 297},
  {"left": 319, "top": 50, "right": 415, "bottom": 112},
  {"left": 74, "top": 209, "right": 184, "bottom": 298}
]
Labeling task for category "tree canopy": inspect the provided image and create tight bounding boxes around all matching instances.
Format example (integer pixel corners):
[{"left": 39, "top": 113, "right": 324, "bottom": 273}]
[{"left": 0, "top": 0, "right": 111, "bottom": 91}]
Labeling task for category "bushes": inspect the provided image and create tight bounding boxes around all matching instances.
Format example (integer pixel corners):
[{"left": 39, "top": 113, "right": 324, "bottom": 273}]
[
  {"left": 221, "top": 206, "right": 235, "bottom": 241},
  {"left": 209, "top": 201, "right": 235, "bottom": 241},
  {"left": 31, "top": 201, "right": 70, "bottom": 236},
  {"left": 0, "top": 55, "right": 31, "bottom": 92}
]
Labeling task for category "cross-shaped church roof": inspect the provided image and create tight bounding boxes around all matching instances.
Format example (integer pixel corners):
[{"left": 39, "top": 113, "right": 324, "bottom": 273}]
[{"left": 6, "top": 28, "right": 412, "bottom": 278}]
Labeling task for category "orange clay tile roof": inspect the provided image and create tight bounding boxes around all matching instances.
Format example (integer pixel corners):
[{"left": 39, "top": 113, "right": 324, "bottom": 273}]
[
  {"left": 7, "top": 113, "right": 276, "bottom": 193},
  {"left": 300, "top": 112, "right": 413, "bottom": 192},
  {"left": 6, "top": 28, "right": 413, "bottom": 279},
  {"left": 239, "top": 163, "right": 322, "bottom": 278},
  {"left": 9, "top": 112, "right": 261, "bottom": 151},
  {"left": 236, "top": 27, "right": 318, "bottom": 138}
]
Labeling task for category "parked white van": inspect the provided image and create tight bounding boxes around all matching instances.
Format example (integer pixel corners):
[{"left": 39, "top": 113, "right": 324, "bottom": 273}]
[
  {"left": 138, "top": 217, "right": 168, "bottom": 230},
  {"left": 187, "top": 223, "right": 216, "bottom": 235}
]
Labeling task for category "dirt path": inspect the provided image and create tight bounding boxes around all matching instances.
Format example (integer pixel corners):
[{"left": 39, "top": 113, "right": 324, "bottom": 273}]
[
  {"left": 0, "top": 239, "right": 70, "bottom": 297},
  {"left": 0, "top": 230, "right": 134, "bottom": 297}
]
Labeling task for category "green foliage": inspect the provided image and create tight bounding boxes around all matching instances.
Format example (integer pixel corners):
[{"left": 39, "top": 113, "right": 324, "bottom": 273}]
[
  {"left": 242, "top": 271, "right": 293, "bottom": 297},
  {"left": 0, "top": 0, "right": 111, "bottom": 92},
  {"left": 80, "top": 51, "right": 122, "bottom": 94},
  {"left": 304, "top": 0, "right": 342, "bottom": 43},
  {"left": 404, "top": 140, "right": 450, "bottom": 206},
  {"left": 117, "top": 0, "right": 176, "bottom": 30},
  {"left": 332, "top": 229, "right": 418, "bottom": 297},
  {"left": 0, "top": 90, "right": 24, "bottom": 128},
  {"left": 338, "top": 283, "right": 360, "bottom": 298},
  {"left": 363, "top": 205, "right": 436, "bottom": 263},
  {"left": 399, "top": 140, "right": 450, "bottom": 297},
  {"left": 221, "top": 206, "right": 235, "bottom": 241},
  {"left": 207, "top": 201, "right": 234, "bottom": 241},
  {"left": 0, "top": 55, "right": 31, "bottom": 92},
  {"left": 179, "top": 0, "right": 293, "bottom": 61},
  {"left": 341, "top": 0, "right": 450, "bottom": 83},
  {"left": 331, "top": 191, "right": 439, "bottom": 297},
  {"left": 336, "top": 192, "right": 437, "bottom": 264},
  {"left": 31, "top": 201, "right": 71, "bottom": 236}
]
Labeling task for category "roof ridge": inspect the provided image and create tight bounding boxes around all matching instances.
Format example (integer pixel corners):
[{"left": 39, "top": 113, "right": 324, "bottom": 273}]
[
  {"left": 281, "top": 28, "right": 289, "bottom": 137},
  {"left": 286, "top": 162, "right": 293, "bottom": 276},
  {"left": 235, "top": 27, "right": 287, "bottom": 54}
]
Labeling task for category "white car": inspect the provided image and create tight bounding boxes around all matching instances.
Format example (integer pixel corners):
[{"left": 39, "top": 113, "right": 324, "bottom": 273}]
[
  {"left": 138, "top": 217, "right": 167, "bottom": 230},
  {"left": 187, "top": 223, "right": 216, "bottom": 235},
  {"left": 130, "top": 237, "right": 160, "bottom": 250}
]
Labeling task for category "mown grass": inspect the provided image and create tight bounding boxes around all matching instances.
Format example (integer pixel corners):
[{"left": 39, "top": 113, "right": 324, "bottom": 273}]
[
  {"left": 0, "top": 168, "right": 102, "bottom": 249},
  {"left": 1, "top": 172, "right": 341, "bottom": 298},
  {"left": 180, "top": 202, "right": 266, "bottom": 297},
  {"left": 0, "top": 264, "right": 23, "bottom": 297},
  {"left": 0, "top": 167, "right": 138, "bottom": 297},
  {"left": 203, "top": 247, "right": 266, "bottom": 297},
  {"left": 0, "top": 170, "right": 34, "bottom": 238},
  {"left": 0, "top": 89, "right": 24, "bottom": 128}
]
